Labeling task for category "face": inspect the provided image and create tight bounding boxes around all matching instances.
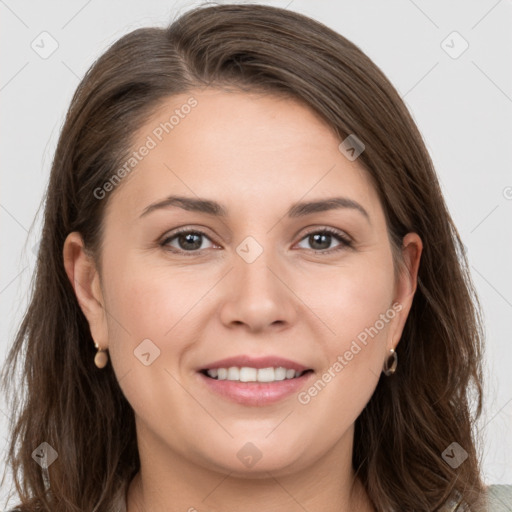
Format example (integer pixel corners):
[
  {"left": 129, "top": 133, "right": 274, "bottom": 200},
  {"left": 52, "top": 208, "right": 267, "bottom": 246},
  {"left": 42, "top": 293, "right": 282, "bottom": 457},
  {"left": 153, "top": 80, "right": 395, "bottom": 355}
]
[{"left": 65, "top": 88, "right": 421, "bottom": 478}]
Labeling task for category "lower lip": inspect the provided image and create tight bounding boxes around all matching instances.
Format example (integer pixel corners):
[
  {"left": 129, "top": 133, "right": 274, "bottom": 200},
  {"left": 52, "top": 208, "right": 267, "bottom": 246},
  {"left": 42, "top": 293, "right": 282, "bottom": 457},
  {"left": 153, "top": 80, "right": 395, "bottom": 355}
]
[{"left": 198, "top": 371, "right": 314, "bottom": 406}]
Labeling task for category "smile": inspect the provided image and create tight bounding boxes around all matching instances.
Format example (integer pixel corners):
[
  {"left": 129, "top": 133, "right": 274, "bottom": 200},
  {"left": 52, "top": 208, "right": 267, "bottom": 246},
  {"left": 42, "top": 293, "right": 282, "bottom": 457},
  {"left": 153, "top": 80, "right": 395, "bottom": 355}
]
[
  {"left": 202, "top": 366, "right": 311, "bottom": 382},
  {"left": 198, "top": 363, "right": 315, "bottom": 406}
]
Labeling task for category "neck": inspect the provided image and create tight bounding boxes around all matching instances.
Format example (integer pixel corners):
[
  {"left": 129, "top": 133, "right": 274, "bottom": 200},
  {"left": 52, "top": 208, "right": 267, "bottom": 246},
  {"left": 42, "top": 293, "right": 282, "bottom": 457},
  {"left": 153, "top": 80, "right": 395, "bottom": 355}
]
[
  {"left": 127, "top": 471, "right": 375, "bottom": 512},
  {"left": 126, "top": 422, "right": 375, "bottom": 512}
]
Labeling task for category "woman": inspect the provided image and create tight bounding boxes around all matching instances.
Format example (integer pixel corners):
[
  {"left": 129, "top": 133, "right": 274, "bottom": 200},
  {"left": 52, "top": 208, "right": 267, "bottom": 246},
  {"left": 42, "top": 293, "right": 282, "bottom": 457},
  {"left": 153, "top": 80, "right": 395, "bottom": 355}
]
[{"left": 1, "top": 3, "right": 507, "bottom": 511}]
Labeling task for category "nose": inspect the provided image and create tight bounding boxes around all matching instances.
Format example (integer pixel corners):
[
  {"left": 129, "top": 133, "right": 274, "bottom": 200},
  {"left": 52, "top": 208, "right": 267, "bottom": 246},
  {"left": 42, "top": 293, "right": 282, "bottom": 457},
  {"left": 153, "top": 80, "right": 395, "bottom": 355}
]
[{"left": 218, "top": 245, "right": 298, "bottom": 334}]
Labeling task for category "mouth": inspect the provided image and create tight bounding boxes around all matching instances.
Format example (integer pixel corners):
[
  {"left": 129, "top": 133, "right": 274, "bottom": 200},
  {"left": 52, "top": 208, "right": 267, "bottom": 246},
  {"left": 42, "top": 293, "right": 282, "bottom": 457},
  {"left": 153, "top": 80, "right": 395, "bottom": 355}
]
[
  {"left": 196, "top": 355, "right": 315, "bottom": 406},
  {"left": 197, "top": 366, "right": 315, "bottom": 407},
  {"left": 199, "top": 367, "right": 314, "bottom": 383}
]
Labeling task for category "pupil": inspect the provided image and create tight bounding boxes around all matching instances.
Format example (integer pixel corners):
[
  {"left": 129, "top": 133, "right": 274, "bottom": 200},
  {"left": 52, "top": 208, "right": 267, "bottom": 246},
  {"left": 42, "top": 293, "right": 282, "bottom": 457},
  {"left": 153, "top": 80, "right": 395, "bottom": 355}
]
[
  {"left": 179, "top": 233, "right": 201, "bottom": 250},
  {"left": 311, "top": 233, "right": 330, "bottom": 250}
]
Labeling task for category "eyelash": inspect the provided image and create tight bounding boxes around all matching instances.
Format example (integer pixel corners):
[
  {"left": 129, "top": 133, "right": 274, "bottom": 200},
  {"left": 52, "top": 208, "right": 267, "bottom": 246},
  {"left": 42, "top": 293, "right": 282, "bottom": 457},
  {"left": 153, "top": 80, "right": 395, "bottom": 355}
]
[{"left": 159, "top": 226, "right": 353, "bottom": 256}]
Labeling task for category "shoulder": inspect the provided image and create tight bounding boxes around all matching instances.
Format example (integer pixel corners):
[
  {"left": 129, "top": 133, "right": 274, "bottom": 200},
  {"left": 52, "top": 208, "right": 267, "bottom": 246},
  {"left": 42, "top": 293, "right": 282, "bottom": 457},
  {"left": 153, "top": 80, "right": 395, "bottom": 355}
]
[{"left": 487, "top": 484, "right": 512, "bottom": 511}]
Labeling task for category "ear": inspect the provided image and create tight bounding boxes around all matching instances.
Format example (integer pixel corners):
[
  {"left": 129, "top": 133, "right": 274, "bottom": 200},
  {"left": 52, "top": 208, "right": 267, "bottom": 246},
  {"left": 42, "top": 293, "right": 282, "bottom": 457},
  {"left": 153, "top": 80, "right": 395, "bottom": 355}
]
[
  {"left": 388, "top": 232, "right": 423, "bottom": 350},
  {"left": 62, "top": 232, "right": 109, "bottom": 350}
]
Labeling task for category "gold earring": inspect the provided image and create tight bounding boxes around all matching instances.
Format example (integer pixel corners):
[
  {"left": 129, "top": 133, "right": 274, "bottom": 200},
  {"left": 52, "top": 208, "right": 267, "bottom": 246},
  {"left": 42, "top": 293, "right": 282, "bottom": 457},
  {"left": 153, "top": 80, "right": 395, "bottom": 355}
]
[
  {"left": 94, "top": 342, "right": 109, "bottom": 369},
  {"left": 382, "top": 348, "right": 397, "bottom": 376}
]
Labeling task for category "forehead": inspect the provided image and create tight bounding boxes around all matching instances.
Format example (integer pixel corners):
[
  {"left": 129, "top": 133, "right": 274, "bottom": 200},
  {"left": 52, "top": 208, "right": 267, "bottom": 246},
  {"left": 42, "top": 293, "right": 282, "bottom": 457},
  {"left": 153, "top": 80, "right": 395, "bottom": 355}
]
[{"left": 105, "top": 88, "right": 381, "bottom": 224}]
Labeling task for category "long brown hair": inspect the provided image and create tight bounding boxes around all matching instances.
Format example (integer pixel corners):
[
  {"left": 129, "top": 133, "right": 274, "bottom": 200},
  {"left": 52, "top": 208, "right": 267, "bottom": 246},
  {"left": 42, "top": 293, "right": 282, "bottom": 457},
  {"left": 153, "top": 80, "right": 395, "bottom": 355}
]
[{"left": 1, "top": 3, "right": 487, "bottom": 510}]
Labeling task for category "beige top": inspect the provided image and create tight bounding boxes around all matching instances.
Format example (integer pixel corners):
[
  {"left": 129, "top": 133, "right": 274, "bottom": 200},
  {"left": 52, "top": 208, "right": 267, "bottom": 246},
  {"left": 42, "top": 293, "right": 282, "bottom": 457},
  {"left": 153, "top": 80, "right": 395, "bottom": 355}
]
[{"left": 109, "top": 482, "right": 512, "bottom": 512}]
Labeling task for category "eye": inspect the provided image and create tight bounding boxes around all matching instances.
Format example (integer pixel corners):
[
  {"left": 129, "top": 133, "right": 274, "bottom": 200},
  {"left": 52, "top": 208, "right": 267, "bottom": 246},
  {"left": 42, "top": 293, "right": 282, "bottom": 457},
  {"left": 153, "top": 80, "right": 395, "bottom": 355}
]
[
  {"left": 160, "top": 226, "right": 352, "bottom": 256},
  {"left": 296, "top": 227, "right": 352, "bottom": 254},
  {"left": 160, "top": 228, "right": 216, "bottom": 255}
]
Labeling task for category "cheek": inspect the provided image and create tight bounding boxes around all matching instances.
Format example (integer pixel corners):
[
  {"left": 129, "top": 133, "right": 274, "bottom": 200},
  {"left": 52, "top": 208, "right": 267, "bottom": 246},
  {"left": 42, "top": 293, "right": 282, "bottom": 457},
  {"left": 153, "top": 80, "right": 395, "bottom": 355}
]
[
  {"left": 311, "top": 253, "right": 396, "bottom": 372},
  {"left": 104, "top": 252, "right": 202, "bottom": 335},
  {"left": 101, "top": 262, "right": 202, "bottom": 424},
  {"left": 312, "top": 254, "right": 395, "bottom": 332},
  {"left": 100, "top": 254, "right": 206, "bottom": 379},
  {"left": 296, "top": 263, "right": 396, "bottom": 431}
]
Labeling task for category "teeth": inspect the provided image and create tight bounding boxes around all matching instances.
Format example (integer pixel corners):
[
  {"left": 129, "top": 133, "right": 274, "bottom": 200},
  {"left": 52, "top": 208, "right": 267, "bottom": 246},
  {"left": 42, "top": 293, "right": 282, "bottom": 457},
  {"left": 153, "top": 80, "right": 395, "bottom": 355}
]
[
  {"left": 227, "top": 367, "right": 239, "bottom": 380},
  {"left": 205, "top": 366, "right": 306, "bottom": 382},
  {"left": 274, "top": 367, "right": 287, "bottom": 381},
  {"left": 257, "top": 367, "right": 275, "bottom": 382},
  {"left": 239, "top": 367, "right": 257, "bottom": 382}
]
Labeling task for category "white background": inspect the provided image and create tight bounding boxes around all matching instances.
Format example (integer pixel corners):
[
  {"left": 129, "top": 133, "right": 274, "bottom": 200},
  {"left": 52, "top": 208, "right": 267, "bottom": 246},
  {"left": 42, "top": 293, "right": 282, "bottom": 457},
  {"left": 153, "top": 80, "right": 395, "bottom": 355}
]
[{"left": 1, "top": 0, "right": 511, "bottom": 507}]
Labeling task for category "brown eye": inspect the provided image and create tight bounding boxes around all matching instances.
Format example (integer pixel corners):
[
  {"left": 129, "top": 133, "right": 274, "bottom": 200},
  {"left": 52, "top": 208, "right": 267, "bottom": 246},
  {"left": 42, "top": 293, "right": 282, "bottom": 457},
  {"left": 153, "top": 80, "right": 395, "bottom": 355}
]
[
  {"left": 160, "top": 226, "right": 352, "bottom": 257},
  {"left": 296, "top": 228, "right": 352, "bottom": 253},
  {"left": 161, "top": 229, "right": 215, "bottom": 255}
]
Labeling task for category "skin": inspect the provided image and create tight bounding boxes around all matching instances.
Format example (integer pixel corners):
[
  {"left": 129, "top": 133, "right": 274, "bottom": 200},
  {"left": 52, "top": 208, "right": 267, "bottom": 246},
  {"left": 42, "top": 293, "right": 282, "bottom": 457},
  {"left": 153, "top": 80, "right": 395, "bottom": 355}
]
[{"left": 63, "top": 88, "right": 422, "bottom": 512}]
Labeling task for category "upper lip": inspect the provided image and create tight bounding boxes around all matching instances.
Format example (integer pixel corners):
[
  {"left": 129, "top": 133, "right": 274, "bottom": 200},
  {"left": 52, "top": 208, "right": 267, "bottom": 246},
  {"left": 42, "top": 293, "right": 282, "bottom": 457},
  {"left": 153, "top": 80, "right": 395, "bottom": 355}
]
[{"left": 199, "top": 355, "right": 311, "bottom": 372}]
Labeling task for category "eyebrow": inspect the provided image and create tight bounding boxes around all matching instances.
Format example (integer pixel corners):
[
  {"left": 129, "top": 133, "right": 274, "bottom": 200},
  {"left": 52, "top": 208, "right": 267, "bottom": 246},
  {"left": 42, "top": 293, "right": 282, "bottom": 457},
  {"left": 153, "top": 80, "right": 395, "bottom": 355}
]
[{"left": 139, "top": 194, "right": 371, "bottom": 223}]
